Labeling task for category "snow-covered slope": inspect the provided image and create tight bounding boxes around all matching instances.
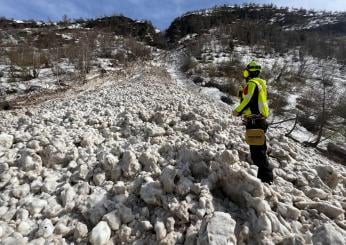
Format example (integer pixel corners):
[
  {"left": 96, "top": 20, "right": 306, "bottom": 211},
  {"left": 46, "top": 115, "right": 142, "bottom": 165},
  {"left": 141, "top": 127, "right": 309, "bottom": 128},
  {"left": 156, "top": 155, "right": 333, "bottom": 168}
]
[{"left": 0, "top": 60, "right": 345, "bottom": 244}]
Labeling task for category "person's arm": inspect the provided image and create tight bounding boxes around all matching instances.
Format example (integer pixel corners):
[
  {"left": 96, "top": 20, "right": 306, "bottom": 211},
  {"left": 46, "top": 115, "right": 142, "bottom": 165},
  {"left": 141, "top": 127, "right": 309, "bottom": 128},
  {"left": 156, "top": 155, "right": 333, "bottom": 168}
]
[{"left": 235, "top": 82, "right": 256, "bottom": 114}]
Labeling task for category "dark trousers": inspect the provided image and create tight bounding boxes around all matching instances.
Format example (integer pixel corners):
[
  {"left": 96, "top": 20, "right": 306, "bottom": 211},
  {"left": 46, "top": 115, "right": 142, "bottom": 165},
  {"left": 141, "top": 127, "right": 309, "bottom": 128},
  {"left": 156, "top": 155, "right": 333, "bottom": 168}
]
[{"left": 246, "top": 118, "right": 273, "bottom": 183}]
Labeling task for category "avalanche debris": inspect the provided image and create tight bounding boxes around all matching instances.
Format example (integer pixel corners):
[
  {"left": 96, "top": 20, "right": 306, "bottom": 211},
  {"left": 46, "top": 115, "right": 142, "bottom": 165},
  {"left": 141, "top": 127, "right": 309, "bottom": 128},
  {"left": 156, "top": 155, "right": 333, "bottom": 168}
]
[{"left": 0, "top": 63, "right": 345, "bottom": 244}]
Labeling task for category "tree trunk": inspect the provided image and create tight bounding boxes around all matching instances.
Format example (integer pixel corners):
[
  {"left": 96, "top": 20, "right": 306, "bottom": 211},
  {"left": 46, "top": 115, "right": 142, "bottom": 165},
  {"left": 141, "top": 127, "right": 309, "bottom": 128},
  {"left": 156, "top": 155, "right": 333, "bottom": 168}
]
[{"left": 310, "top": 83, "right": 326, "bottom": 147}]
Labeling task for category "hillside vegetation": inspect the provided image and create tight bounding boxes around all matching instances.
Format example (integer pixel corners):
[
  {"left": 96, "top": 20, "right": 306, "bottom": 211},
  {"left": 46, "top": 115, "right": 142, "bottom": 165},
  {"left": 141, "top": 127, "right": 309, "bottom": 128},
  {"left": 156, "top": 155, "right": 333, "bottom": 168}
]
[{"left": 166, "top": 4, "right": 346, "bottom": 64}]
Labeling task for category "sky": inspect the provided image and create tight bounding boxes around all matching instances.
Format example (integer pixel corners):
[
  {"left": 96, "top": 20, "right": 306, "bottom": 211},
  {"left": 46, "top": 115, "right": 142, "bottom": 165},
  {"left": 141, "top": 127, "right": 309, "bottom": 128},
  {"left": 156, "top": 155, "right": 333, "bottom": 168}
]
[{"left": 0, "top": 0, "right": 345, "bottom": 29}]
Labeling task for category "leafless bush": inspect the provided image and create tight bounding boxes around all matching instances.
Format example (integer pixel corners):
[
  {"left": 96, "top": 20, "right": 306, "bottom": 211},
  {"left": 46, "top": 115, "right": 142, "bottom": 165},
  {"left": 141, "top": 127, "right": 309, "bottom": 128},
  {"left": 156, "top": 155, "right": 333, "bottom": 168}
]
[
  {"left": 227, "top": 79, "right": 240, "bottom": 96},
  {"left": 63, "top": 31, "right": 97, "bottom": 77},
  {"left": 285, "top": 74, "right": 305, "bottom": 86},
  {"left": 99, "top": 34, "right": 115, "bottom": 58},
  {"left": 7, "top": 46, "right": 49, "bottom": 80},
  {"left": 58, "top": 14, "right": 71, "bottom": 28},
  {"left": 334, "top": 93, "right": 346, "bottom": 119},
  {"left": 188, "top": 38, "right": 204, "bottom": 59},
  {"left": 181, "top": 56, "right": 198, "bottom": 72},
  {"left": 269, "top": 92, "right": 288, "bottom": 116},
  {"left": 218, "top": 59, "right": 243, "bottom": 80},
  {"left": 205, "top": 65, "right": 222, "bottom": 77},
  {"left": 124, "top": 38, "right": 152, "bottom": 61},
  {"left": 296, "top": 50, "right": 310, "bottom": 77},
  {"left": 113, "top": 51, "right": 127, "bottom": 65}
]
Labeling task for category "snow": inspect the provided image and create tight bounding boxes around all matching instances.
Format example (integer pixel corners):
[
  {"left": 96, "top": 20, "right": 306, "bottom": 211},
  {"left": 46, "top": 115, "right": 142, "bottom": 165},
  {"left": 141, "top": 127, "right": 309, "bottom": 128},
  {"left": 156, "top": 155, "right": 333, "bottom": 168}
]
[
  {"left": 285, "top": 94, "right": 299, "bottom": 110},
  {"left": 61, "top": 33, "right": 73, "bottom": 40},
  {"left": 284, "top": 16, "right": 339, "bottom": 31},
  {"left": 199, "top": 87, "right": 228, "bottom": 102},
  {"left": 67, "top": 23, "right": 82, "bottom": 29}
]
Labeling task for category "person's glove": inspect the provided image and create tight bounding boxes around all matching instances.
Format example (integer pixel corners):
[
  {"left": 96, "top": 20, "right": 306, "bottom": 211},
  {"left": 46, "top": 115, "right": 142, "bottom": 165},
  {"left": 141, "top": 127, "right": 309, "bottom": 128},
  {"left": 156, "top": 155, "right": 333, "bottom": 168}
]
[{"left": 232, "top": 110, "right": 240, "bottom": 117}]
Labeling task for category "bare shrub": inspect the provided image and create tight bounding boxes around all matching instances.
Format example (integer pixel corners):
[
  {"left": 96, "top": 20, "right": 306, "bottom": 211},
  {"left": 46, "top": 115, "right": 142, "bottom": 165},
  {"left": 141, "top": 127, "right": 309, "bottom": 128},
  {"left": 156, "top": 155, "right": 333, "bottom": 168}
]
[
  {"left": 269, "top": 92, "right": 288, "bottom": 116},
  {"left": 296, "top": 49, "right": 310, "bottom": 77},
  {"left": 65, "top": 31, "right": 97, "bottom": 77},
  {"left": 181, "top": 56, "right": 198, "bottom": 72},
  {"left": 285, "top": 74, "right": 306, "bottom": 86},
  {"left": 99, "top": 33, "right": 115, "bottom": 58},
  {"left": 124, "top": 37, "right": 152, "bottom": 61},
  {"left": 113, "top": 51, "right": 127, "bottom": 65},
  {"left": 7, "top": 46, "right": 48, "bottom": 80},
  {"left": 188, "top": 38, "right": 204, "bottom": 59},
  {"left": 334, "top": 93, "right": 346, "bottom": 119},
  {"left": 219, "top": 59, "right": 244, "bottom": 80},
  {"left": 227, "top": 79, "right": 240, "bottom": 96},
  {"left": 205, "top": 65, "right": 222, "bottom": 77},
  {"left": 58, "top": 14, "right": 71, "bottom": 27}
]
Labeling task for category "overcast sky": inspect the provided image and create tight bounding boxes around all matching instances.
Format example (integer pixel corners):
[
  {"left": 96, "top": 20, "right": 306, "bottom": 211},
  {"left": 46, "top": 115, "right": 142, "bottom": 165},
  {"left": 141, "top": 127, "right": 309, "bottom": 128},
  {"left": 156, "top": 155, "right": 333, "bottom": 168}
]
[{"left": 0, "top": 0, "right": 345, "bottom": 29}]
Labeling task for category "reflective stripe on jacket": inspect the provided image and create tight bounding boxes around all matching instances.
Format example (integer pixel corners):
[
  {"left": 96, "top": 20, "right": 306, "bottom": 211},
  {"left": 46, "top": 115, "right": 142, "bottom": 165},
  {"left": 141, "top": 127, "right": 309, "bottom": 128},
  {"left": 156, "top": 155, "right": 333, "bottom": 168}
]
[{"left": 235, "top": 77, "right": 270, "bottom": 118}]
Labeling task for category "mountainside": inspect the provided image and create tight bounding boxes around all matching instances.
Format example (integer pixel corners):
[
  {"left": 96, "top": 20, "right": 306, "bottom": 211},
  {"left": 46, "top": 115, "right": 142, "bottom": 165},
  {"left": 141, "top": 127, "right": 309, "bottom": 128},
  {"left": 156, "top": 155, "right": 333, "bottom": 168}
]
[
  {"left": 167, "top": 5, "right": 346, "bottom": 152},
  {"left": 0, "top": 15, "right": 164, "bottom": 104},
  {"left": 0, "top": 5, "right": 346, "bottom": 244},
  {"left": 166, "top": 5, "right": 346, "bottom": 63}
]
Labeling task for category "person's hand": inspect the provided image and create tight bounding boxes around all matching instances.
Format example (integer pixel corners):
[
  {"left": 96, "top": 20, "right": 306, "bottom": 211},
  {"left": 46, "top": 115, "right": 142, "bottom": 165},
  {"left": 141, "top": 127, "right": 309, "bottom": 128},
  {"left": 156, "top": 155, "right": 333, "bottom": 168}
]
[{"left": 232, "top": 110, "right": 239, "bottom": 117}]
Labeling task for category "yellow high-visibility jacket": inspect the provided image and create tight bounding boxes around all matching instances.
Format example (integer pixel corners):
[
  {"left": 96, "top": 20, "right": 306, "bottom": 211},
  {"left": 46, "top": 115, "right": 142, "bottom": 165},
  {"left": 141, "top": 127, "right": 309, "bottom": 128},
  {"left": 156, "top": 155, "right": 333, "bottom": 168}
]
[{"left": 235, "top": 77, "right": 269, "bottom": 118}]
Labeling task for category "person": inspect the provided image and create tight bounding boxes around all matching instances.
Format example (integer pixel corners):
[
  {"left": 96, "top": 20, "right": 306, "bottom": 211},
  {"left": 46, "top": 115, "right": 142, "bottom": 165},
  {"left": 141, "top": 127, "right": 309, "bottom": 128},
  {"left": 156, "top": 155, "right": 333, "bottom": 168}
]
[{"left": 233, "top": 60, "right": 273, "bottom": 184}]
